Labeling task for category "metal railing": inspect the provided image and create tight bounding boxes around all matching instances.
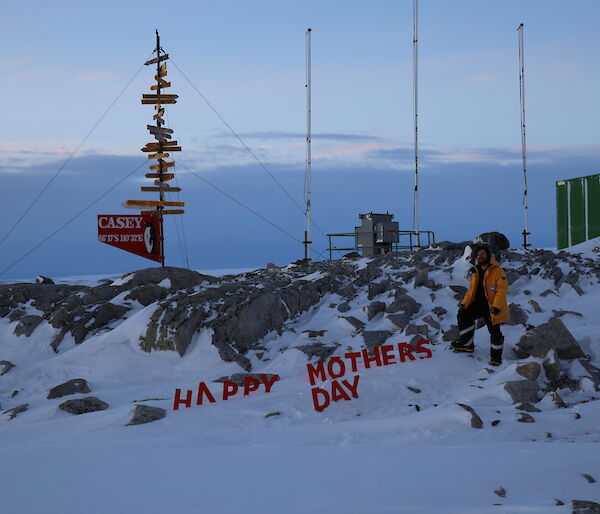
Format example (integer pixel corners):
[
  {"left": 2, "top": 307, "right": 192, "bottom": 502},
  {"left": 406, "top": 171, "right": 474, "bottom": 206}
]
[{"left": 326, "top": 230, "right": 436, "bottom": 260}]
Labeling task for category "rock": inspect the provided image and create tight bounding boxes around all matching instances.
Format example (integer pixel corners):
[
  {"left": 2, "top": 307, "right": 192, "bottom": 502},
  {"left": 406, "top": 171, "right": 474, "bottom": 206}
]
[
  {"left": 302, "top": 329, "right": 327, "bottom": 338},
  {"left": 514, "top": 318, "right": 585, "bottom": 360},
  {"left": 517, "top": 413, "right": 535, "bottom": 423},
  {"left": 13, "top": 315, "right": 44, "bottom": 337},
  {"left": 295, "top": 344, "right": 337, "bottom": 361},
  {"left": 126, "top": 404, "right": 166, "bottom": 425},
  {"left": 367, "top": 301, "right": 386, "bottom": 321},
  {"left": 516, "top": 402, "right": 542, "bottom": 413},
  {"left": 385, "top": 294, "right": 421, "bottom": 317},
  {"left": 337, "top": 302, "right": 351, "bottom": 313},
  {"left": 407, "top": 386, "right": 421, "bottom": 393},
  {"left": 36, "top": 275, "right": 54, "bottom": 284},
  {"left": 3, "top": 403, "right": 28, "bottom": 420},
  {"left": 442, "top": 325, "right": 460, "bottom": 342},
  {"left": 491, "top": 419, "right": 501, "bottom": 426},
  {"left": 432, "top": 306, "right": 447, "bottom": 318},
  {"left": 368, "top": 280, "right": 390, "bottom": 299},
  {"left": 213, "top": 373, "right": 278, "bottom": 387},
  {"left": 551, "top": 392, "right": 568, "bottom": 408},
  {"left": 506, "top": 303, "right": 528, "bottom": 326},
  {"left": 59, "top": 397, "right": 109, "bottom": 415},
  {"left": 449, "top": 285, "right": 467, "bottom": 301},
  {"left": 413, "top": 270, "right": 429, "bottom": 288},
  {"left": 523, "top": 289, "right": 531, "bottom": 295},
  {"left": 572, "top": 284, "right": 585, "bottom": 296},
  {"left": 387, "top": 313, "right": 410, "bottom": 331},
  {"left": 456, "top": 403, "right": 483, "bottom": 429},
  {"left": 362, "top": 331, "right": 393, "bottom": 353},
  {"left": 343, "top": 251, "right": 361, "bottom": 260},
  {"left": 0, "top": 360, "right": 15, "bottom": 376},
  {"left": 422, "top": 315, "right": 440, "bottom": 330},
  {"left": 578, "top": 359, "right": 600, "bottom": 390},
  {"left": 47, "top": 378, "right": 91, "bottom": 399},
  {"left": 551, "top": 309, "right": 583, "bottom": 319},
  {"left": 540, "top": 289, "right": 558, "bottom": 297},
  {"left": 582, "top": 474, "right": 597, "bottom": 484},
  {"left": 341, "top": 316, "right": 366, "bottom": 332},
  {"left": 527, "top": 299, "right": 543, "bottom": 313},
  {"left": 503, "top": 380, "right": 540, "bottom": 404},
  {"left": 494, "top": 487, "right": 506, "bottom": 498},
  {"left": 516, "top": 362, "right": 541, "bottom": 381},
  {"left": 265, "top": 262, "right": 277, "bottom": 270},
  {"left": 554, "top": 499, "right": 564, "bottom": 506},
  {"left": 405, "top": 324, "right": 429, "bottom": 337},
  {"left": 504, "top": 268, "right": 520, "bottom": 285},
  {"left": 572, "top": 500, "right": 600, "bottom": 513},
  {"left": 565, "top": 271, "right": 579, "bottom": 286},
  {"left": 265, "top": 411, "right": 281, "bottom": 418}
]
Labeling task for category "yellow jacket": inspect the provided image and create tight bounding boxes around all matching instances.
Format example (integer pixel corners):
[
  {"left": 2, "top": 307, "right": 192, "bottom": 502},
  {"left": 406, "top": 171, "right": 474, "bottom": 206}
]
[{"left": 460, "top": 258, "right": 510, "bottom": 325}]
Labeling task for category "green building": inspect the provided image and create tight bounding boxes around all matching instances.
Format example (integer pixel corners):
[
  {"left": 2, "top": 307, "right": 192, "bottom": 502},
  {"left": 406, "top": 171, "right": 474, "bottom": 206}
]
[{"left": 556, "top": 173, "right": 600, "bottom": 249}]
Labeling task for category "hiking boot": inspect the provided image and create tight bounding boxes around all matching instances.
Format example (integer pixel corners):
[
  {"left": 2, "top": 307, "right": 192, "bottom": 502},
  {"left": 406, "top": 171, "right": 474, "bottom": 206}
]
[
  {"left": 450, "top": 340, "right": 474, "bottom": 353},
  {"left": 489, "top": 358, "right": 502, "bottom": 366}
]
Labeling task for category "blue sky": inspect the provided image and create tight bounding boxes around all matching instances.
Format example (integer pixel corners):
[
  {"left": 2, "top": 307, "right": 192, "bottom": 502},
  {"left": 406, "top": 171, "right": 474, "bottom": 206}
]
[{"left": 1, "top": 0, "right": 599, "bottom": 278}]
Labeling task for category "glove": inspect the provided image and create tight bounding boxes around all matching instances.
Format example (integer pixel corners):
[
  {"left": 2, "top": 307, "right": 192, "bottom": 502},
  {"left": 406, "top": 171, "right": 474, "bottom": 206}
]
[{"left": 491, "top": 306, "right": 501, "bottom": 315}]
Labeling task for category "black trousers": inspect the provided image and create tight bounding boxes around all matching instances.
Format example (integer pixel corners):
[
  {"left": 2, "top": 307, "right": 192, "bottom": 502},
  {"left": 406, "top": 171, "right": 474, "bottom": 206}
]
[{"left": 457, "top": 300, "right": 504, "bottom": 359}]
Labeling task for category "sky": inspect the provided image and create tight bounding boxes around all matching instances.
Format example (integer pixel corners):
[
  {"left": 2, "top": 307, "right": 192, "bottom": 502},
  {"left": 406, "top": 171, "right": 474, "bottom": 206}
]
[{"left": 1, "top": 0, "right": 599, "bottom": 278}]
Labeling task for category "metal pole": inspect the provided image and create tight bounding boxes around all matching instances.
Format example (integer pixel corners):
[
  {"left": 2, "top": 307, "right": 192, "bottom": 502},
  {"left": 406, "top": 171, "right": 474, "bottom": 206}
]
[
  {"left": 155, "top": 30, "right": 166, "bottom": 266},
  {"left": 413, "top": 0, "right": 421, "bottom": 248},
  {"left": 305, "top": 28, "right": 312, "bottom": 261},
  {"left": 518, "top": 23, "right": 530, "bottom": 249}
]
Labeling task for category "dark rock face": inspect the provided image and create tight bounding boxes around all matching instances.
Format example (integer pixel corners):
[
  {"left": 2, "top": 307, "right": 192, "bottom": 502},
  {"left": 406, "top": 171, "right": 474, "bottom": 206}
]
[
  {"left": 0, "top": 360, "right": 15, "bottom": 376},
  {"left": 362, "top": 331, "right": 393, "bottom": 353},
  {"left": 514, "top": 318, "right": 585, "bottom": 360},
  {"left": 504, "top": 380, "right": 540, "bottom": 404},
  {"left": 126, "top": 404, "right": 166, "bottom": 426},
  {"left": 47, "top": 379, "right": 91, "bottom": 399},
  {"left": 59, "top": 397, "right": 109, "bottom": 415}
]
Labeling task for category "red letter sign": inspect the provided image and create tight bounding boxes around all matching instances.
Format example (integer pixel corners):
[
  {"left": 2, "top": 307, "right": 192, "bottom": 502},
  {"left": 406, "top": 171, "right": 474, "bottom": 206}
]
[{"left": 97, "top": 214, "right": 162, "bottom": 263}]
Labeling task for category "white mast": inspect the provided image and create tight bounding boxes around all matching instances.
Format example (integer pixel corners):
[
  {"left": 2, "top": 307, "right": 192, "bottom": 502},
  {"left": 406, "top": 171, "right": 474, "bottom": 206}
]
[
  {"left": 305, "top": 27, "right": 312, "bottom": 260},
  {"left": 518, "top": 23, "right": 531, "bottom": 249},
  {"left": 413, "top": 0, "right": 421, "bottom": 248}
]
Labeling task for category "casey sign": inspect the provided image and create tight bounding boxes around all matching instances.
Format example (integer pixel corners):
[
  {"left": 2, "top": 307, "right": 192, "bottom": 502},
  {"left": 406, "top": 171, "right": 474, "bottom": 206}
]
[{"left": 97, "top": 214, "right": 162, "bottom": 262}]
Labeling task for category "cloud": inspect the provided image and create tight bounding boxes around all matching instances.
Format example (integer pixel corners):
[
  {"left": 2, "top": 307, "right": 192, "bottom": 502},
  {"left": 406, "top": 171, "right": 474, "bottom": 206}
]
[{"left": 219, "top": 131, "right": 383, "bottom": 142}]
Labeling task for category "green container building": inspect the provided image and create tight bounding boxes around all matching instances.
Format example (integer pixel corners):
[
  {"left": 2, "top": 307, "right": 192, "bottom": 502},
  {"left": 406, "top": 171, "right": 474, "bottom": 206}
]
[{"left": 556, "top": 173, "right": 600, "bottom": 249}]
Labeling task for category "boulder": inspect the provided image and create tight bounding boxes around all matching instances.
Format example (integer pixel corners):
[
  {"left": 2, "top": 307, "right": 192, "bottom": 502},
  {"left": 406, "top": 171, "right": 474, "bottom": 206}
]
[
  {"left": 422, "top": 315, "right": 440, "bottom": 330},
  {"left": 503, "top": 380, "right": 541, "bottom": 404},
  {"left": 295, "top": 344, "right": 337, "bottom": 362},
  {"left": 368, "top": 280, "right": 389, "bottom": 300},
  {"left": 505, "top": 303, "right": 528, "bottom": 326},
  {"left": 341, "top": 316, "right": 366, "bottom": 332},
  {"left": 456, "top": 403, "right": 483, "bottom": 429},
  {"left": 0, "top": 360, "right": 15, "bottom": 376},
  {"left": 13, "top": 315, "right": 44, "bottom": 337},
  {"left": 514, "top": 318, "right": 585, "bottom": 360},
  {"left": 337, "top": 302, "right": 351, "bottom": 313},
  {"left": 572, "top": 500, "right": 600, "bottom": 514},
  {"left": 214, "top": 373, "right": 279, "bottom": 387},
  {"left": 385, "top": 294, "right": 421, "bottom": 317},
  {"left": 47, "top": 378, "right": 91, "bottom": 399},
  {"left": 516, "top": 362, "right": 541, "bottom": 381},
  {"left": 405, "top": 324, "right": 429, "bottom": 337},
  {"left": 413, "top": 270, "right": 429, "bottom": 288},
  {"left": 59, "top": 397, "right": 109, "bottom": 415},
  {"left": 442, "top": 325, "right": 460, "bottom": 342},
  {"left": 36, "top": 275, "right": 54, "bottom": 284},
  {"left": 362, "top": 331, "right": 393, "bottom": 353},
  {"left": 4, "top": 403, "right": 28, "bottom": 420},
  {"left": 432, "top": 306, "right": 447, "bottom": 318},
  {"left": 517, "top": 413, "right": 535, "bottom": 423},
  {"left": 387, "top": 313, "right": 410, "bottom": 331},
  {"left": 367, "top": 301, "right": 386, "bottom": 321},
  {"left": 126, "top": 404, "right": 166, "bottom": 426},
  {"left": 516, "top": 402, "right": 541, "bottom": 413}
]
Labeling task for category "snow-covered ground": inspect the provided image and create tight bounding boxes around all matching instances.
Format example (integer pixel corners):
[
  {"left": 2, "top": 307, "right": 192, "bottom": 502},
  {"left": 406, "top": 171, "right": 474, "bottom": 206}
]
[{"left": 0, "top": 242, "right": 599, "bottom": 513}]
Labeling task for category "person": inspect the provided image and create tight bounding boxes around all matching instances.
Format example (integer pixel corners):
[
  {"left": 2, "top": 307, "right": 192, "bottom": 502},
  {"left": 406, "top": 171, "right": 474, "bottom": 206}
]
[{"left": 451, "top": 245, "right": 510, "bottom": 366}]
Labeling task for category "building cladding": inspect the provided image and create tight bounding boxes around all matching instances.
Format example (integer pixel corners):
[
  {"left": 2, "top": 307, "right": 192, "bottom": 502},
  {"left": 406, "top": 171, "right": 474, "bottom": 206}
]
[{"left": 556, "top": 173, "right": 600, "bottom": 249}]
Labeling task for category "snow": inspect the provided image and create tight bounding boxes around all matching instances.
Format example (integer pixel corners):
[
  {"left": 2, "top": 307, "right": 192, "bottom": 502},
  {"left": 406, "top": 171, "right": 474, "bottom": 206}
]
[
  {"left": 1, "top": 251, "right": 599, "bottom": 513},
  {"left": 564, "top": 236, "right": 600, "bottom": 258},
  {"left": 157, "top": 278, "right": 171, "bottom": 288}
]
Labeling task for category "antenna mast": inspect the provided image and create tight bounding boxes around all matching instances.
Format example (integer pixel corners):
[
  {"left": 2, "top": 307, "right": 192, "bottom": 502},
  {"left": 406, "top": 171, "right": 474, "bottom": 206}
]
[
  {"left": 413, "top": 0, "right": 421, "bottom": 248},
  {"left": 304, "top": 27, "right": 312, "bottom": 261},
  {"left": 518, "top": 23, "right": 531, "bottom": 249}
]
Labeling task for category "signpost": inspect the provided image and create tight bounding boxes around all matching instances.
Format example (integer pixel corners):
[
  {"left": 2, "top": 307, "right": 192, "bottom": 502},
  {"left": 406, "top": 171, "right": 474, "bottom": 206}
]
[{"left": 98, "top": 31, "right": 184, "bottom": 266}]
